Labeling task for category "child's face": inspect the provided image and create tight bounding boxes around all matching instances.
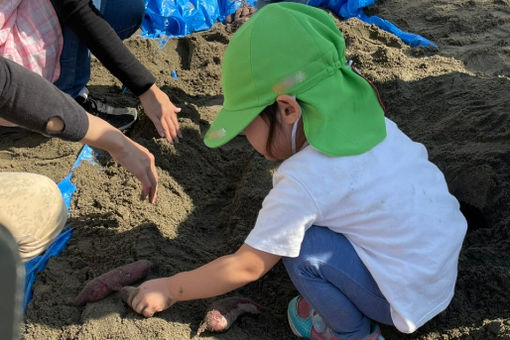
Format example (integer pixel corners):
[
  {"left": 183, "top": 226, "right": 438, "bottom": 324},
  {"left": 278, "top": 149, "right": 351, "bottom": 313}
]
[
  {"left": 243, "top": 115, "right": 275, "bottom": 160},
  {"left": 243, "top": 95, "right": 302, "bottom": 161}
]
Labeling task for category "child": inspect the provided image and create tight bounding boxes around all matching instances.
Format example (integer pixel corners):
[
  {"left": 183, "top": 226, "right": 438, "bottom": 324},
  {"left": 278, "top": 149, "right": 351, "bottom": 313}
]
[{"left": 124, "top": 3, "right": 467, "bottom": 339}]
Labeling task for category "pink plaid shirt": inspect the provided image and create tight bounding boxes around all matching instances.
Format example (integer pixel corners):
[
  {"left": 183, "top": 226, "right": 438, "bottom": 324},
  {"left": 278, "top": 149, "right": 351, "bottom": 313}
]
[{"left": 0, "top": 0, "right": 63, "bottom": 82}]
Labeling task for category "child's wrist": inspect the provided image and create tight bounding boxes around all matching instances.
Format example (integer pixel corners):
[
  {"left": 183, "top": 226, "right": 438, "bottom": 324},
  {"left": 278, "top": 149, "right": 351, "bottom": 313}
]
[{"left": 166, "top": 276, "right": 180, "bottom": 304}]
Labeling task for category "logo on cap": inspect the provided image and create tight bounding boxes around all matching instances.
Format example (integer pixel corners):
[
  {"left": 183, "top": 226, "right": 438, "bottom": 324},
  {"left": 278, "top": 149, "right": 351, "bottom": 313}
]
[
  {"left": 273, "top": 71, "right": 306, "bottom": 94},
  {"left": 207, "top": 128, "right": 227, "bottom": 140}
]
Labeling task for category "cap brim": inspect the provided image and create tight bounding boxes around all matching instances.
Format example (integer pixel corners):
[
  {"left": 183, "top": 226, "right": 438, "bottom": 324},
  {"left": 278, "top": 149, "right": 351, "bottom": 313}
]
[{"left": 204, "top": 105, "right": 265, "bottom": 148}]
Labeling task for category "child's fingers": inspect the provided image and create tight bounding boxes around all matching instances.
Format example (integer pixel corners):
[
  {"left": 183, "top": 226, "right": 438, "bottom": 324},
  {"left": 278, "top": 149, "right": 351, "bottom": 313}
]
[
  {"left": 133, "top": 296, "right": 153, "bottom": 317},
  {"left": 141, "top": 305, "right": 155, "bottom": 318},
  {"left": 120, "top": 286, "right": 137, "bottom": 305},
  {"left": 130, "top": 290, "right": 144, "bottom": 313},
  {"left": 127, "top": 286, "right": 139, "bottom": 307},
  {"left": 128, "top": 287, "right": 153, "bottom": 317}
]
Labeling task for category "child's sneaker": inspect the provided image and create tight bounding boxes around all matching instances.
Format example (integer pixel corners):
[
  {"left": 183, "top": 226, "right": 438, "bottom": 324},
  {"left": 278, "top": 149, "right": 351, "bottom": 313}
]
[
  {"left": 360, "top": 324, "right": 385, "bottom": 340},
  {"left": 287, "top": 295, "right": 385, "bottom": 340},
  {"left": 287, "top": 295, "right": 314, "bottom": 338}
]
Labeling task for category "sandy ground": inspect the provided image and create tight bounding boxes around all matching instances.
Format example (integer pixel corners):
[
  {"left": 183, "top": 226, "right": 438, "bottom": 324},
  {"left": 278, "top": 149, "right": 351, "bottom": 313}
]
[{"left": 1, "top": 0, "right": 509, "bottom": 339}]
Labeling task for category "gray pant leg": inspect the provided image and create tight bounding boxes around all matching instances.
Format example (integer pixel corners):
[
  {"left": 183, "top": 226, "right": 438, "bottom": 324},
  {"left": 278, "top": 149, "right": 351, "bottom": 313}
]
[{"left": 0, "top": 224, "right": 23, "bottom": 340}]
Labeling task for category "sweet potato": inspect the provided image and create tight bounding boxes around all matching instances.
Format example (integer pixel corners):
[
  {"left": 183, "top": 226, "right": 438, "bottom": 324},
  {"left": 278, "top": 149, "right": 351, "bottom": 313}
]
[
  {"left": 74, "top": 259, "right": 152, "bottom": 306},
  {"left": 195, "top": 296, "right": 265, "bottom": 337}
]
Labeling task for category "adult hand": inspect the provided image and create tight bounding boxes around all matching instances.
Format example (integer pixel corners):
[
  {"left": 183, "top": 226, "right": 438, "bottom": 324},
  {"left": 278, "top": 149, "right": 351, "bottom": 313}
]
[
  {"left": 82, "top": 113, "right": 158, "bottom": 203},
  {"left": 139, "top": 84, "right": 182, "bottom": 143},
  {"left": 108, "top": 137, "right": 158, "bottom": 203},
  {"left": 123, "top": 278, "right": 175, "bottom": 317}
]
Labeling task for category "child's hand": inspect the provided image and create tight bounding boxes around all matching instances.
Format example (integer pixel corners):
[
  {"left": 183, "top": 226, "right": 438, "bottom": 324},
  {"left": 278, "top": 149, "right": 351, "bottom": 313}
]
[{"left": 122, "top": 278, "right": 175, "bottom": 317}]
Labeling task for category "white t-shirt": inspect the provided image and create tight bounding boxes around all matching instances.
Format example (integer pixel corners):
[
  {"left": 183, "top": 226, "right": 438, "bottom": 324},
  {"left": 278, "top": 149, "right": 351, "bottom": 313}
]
[{"left": 245, "top": 118, "right": 467, "bottom": 333}]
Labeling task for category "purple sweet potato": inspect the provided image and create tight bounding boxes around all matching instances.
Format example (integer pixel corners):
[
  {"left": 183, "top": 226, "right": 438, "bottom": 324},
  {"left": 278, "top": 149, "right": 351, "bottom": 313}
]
[
  {"left": 74, "top": 259, "right": 152, "bottom": 306},
  {"left": 195, "top": 296, "right": 265, "bottom": 337}
]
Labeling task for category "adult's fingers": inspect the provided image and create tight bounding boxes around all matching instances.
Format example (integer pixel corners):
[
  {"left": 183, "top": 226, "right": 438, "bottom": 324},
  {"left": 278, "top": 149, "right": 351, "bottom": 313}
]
[
  {"left": 161, "top": 117, "right": 175, "bottom": 143},
  {"left": 148, "top": 169, "right": 158, "bottom": 203},
  {"left": 140, "top": 183, "right": 149, "bottom": 202},
  {"left": 171, "top": 106, "right": 182, "bottom": 138},
  {"left": 151, "top": 118, "right": 166, "bottom": 139},
  {"left": 163, "top": 106, "right": 182, "bottom": 143},
  {"left": 139, "top": 166, "right": 158, "bottom": 204},
  {"left": 159, "top": 118, "right": 170, "bottom": 143}
]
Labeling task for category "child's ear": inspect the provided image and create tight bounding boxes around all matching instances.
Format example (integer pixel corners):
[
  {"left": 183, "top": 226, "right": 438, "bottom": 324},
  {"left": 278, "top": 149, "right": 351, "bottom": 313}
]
[{"left": 276, "top": 95, "right": 301, "bottom": 125}]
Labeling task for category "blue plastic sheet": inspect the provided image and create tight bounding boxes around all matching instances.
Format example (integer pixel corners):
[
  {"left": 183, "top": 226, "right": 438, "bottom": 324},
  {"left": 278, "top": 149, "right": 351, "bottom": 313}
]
[
  {"left": 308, "top": 0, "right": 437, "bottom": 47},
  {"left": 57, "top": 144, "right": 97, "bottom": 210},
  {"left": 23, "top": 145, "right": 97, "bottom": 310},
  {"left": 23, "top": 229, "right": 73, "bottom": 309},
  {"left": 141, "top": 0, "right": 257, "bottom": 44},
  {"left": 141, "top": 0, "right": 436, "bottom": 48}
]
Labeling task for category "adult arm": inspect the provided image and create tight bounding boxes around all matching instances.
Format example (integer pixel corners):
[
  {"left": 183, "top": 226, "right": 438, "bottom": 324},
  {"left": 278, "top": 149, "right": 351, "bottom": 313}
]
[
  {"left": 126, "top": 244, "right": 281, "bottom": 317},
  {"left": 53, "top": 0, "right": 182, "bottom": 142},
  {"left": 53, "top": 0, "right": 153, "bottom": 95},
  {"left": 0, "top": 56, "right": 88, "bottom": 140},
  {"left": 0, "top": 57, "right": 158, "bottom": 202}
]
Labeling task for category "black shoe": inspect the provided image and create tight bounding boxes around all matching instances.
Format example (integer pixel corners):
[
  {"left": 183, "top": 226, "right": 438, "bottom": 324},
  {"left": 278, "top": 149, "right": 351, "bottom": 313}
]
[{"left": 76, "top": 96, "right": 137, "bottom": 131}]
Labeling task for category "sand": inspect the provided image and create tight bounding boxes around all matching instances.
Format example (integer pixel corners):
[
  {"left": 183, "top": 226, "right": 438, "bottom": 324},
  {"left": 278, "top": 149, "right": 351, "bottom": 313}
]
[{"left": 1, "top": 0, "right": 510, "bottom": 339}]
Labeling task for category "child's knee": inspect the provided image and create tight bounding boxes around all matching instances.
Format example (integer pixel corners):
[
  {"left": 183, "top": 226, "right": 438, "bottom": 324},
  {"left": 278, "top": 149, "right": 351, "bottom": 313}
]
[{"left": 282, "top": 256, "right": 322, "bottom": 282}]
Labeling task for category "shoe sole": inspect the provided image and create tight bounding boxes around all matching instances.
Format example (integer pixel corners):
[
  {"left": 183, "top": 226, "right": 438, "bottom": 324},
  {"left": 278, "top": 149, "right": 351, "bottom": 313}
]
[
  {"left": 95, "top": 111, "right": 137, "bottom": 131},
  {"left": 117, "top": 113, "right": 137, "bottom": 131},
  {"left": 287, "top": 297, "right": 308, "bottom": 338},
  {"left": 288, "top": 308, "right": 305, "bottom": 337}
]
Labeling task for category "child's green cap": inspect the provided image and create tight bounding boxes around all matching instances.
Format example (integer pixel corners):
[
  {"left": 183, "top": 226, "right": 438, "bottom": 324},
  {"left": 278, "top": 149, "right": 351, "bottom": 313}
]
[{"left": 204, "top": 2, "right": 386, "bottom": 156}]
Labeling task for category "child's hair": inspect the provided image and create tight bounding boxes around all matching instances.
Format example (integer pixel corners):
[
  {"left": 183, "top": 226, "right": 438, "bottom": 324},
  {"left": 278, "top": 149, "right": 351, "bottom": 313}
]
[
  {"left": 259, "top": 99, "right": 303, "bottom": 159},
  {"left": 259, "top": 102, "right": 279, "bottom": 159}
]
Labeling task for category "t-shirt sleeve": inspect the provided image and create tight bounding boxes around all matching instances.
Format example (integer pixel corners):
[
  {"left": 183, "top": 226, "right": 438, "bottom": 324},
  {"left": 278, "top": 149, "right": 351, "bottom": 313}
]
[{"left": 244, "top": 171, "right": 320, "bottom": 257}]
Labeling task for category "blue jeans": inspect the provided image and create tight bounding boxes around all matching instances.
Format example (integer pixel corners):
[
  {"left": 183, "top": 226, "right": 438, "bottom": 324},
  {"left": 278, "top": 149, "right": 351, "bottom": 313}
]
[
  {"left": 52, "top": 0, "right": 145, "bottom": 98},
  {"left": 282, "top": 226, "right": 394, "bottom": 340}
]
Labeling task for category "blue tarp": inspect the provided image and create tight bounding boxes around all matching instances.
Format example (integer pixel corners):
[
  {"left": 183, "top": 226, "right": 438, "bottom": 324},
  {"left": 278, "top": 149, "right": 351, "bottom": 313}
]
[
  {"left": 141, "top": 0, "right": 436, "bottom": 47},
  {"left": 308, "top": 0, "right": 436, "bottom": 47},
  {"left": 23, "top": 145, "right": 97, "bottom": 310},
  {"left": 141, "top": 0, "right": 257, "bottom": 45}
]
